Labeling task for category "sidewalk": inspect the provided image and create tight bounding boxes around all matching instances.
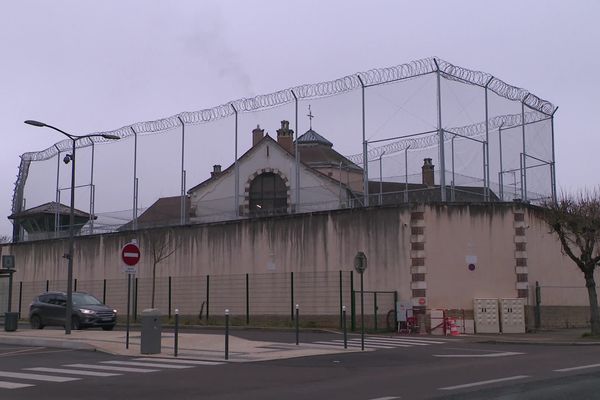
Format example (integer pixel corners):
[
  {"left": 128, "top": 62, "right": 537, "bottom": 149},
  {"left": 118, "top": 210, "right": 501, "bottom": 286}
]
[
  {"left": 0, "top": 327, "right": 364, "bottom": 362},
  {"left": 459, "top": 328, "right": 600, "bottom": 346}
]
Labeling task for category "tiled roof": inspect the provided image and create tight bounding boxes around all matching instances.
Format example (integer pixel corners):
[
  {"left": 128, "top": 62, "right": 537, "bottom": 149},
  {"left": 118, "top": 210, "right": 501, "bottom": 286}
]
[{"left": 296, "top": 129, "right": 333, "bottom": 147}]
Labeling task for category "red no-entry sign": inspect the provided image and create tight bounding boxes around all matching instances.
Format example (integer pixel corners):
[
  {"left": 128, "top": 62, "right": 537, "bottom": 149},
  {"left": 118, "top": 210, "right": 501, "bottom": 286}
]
[{"left": 121, "top": 242, "right": 140, "bottom": 266}]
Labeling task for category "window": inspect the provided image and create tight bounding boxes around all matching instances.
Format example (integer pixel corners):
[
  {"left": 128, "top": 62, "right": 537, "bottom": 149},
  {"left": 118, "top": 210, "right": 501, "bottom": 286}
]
[{"left": 249, "top": 173, "right": 287, "bottom": 216}]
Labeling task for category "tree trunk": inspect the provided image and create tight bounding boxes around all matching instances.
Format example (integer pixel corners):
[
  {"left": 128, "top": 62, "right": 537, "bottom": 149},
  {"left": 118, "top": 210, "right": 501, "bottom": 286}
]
[
  {"left": 151, "top": 262, "right": 156, "bottom": 309},
  {"left": 584, "top": 270, "right": 600, "bottom": 336}
]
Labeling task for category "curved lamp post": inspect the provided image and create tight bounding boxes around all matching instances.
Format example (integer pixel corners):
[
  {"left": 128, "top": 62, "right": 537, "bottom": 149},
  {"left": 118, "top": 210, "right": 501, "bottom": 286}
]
[{"left": 24, "top": 120, "right": 119, "bottom": 334}]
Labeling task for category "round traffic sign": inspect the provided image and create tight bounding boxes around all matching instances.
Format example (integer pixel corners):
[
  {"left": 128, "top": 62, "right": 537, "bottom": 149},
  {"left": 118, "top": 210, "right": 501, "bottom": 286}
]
[
  {"left": 121, "top": 242, "right": 140, "bottom": 266},
  {"left": 354, "top": 251, "right": 367, "bottom": 274}
]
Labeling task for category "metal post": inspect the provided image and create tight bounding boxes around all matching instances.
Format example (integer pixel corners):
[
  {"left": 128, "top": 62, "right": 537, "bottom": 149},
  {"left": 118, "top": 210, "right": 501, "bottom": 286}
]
[
  {"left": 232, "top": 105, "right": 239, "bottom": 217},
  {"left": 434, "top": 59, "right": 447, "bottom": 201},
  {"left": 168, "top": 276, "right": 172, "bottom": 319},
  {"left": 550, "top": 109, "right": 558, "bottom": 203},
  {"left": 290, "top": 271, "right": 294, "bottom": 321},
  {"left": 126, "top": 273, "right": 131, "bottom": 349},
  {"left": 404, "top": 146, "right": 410, "bottom": 203},
  {"left": 18, "top": 281, "right": 23, "bottom": 317},
  {"left": 174, "top": 308, "right": 179, "bottom": 357},
  {"left": 498, "top": 124, "right": 504, "bottom": 201},
  {"left": 245, "top": 273, "right": 250, "bottom": 325},
  {"left": 451, "top": 135, "right": 456, "bottom": 202},
  {"left": 74, "top": 278, "right": 77, "bottom": 292},
  {"left": 103, "top": 279, "right": 106, "bottom": 304},
  {"left": 379, "top": 151, "right": 385, "bottom": 205},
  {"left": 295, "top": 304, "right": 299, "bottom": 345},
  {"left": 177, "top": 116, "right": 186, "bottom": 225},
  {"left": 520, "top": 153, "right": 524, "bottom": 200},
  {"left": 484, "top": 80, "right": 492, "bottom": 201},
  {"left": 394, "top": 291, "right": 399, "bottom": 331},
  {"left": 373, "top": 292, "right": 378, "bottom": 331},
  {"left": 521, "top": 100, "right": 528, "bottom": 202},
  {"left": 342, "top": 305, "right": 347, "bottom": 349},
  {"left": 482, "top": 142, "right": 487, "bottom": 201},
  {"left": 292, "top": 90, "right": 300, "bottom": 211},
  {"left": 7, "top": 272, "right": 13, "bottom": 312},
  {"left": 89, "top": 142, "right": 95, "bottom": 233},
  {"left": 131, "top": 127, "right": 138, "bottom": 230},
  {"left": 360, "top": 271, "right": 365, "bottom": 351},
  {"left": 339, "top": 270, "right": 343, "bottom": 330},
  {"left": 206, "top": 274, "right": 210, "bottom": 320},
  {"left": 134, "top": 277, "right": 138, "bottom": 322},
  {"left": 535, "top": 281, "right": 541, "bottom": 330},
  {"left": 54, "top": 146, "right": 60, "bottom": 237},
  {"left": 358, "top": 75, "right": 369, "bottom": 207},
  {"left": 350, "top": 271, "right": 355, "bottom": 331},
  {"left": 46, "top": 280, "right": 49, "bottom": 292},
  {"left": 65, "top": 137, "right": 76, "bottom": 334},
  {"left": 225, "top": 309, "right": 229, "bottom": 360}
]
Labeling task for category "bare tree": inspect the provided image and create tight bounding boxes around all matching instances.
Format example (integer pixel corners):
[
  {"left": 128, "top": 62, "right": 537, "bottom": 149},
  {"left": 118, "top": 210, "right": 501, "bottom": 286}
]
[
  {"left": 145, "top": 230, "right": 179, "bottom": 309},
  {"left": 541, "top": 190, "right": 600, "bottom": 335}
]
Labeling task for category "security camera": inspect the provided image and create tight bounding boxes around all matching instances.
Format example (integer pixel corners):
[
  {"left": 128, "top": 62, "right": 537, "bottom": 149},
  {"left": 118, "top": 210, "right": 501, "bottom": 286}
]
[{"left": 63, "top": 154, "right": 72, "bottom": 164}]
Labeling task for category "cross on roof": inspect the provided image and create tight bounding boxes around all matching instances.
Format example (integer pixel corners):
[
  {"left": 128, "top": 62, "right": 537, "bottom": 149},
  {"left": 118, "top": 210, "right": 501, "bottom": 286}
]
[{"left": 307, "top": 105, "right": 314, "bottom": 130}]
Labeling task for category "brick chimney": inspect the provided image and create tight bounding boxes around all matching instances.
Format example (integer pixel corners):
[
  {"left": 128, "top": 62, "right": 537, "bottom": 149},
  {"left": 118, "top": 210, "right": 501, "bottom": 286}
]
[
  {"left": 211, "top": 164, "right": 222, "bottom": 178},
  {"left": 252, "top": 125, "right": 264, "bottom": 146},
  {"left": 422, "top": 158, "right": 434, "bottom": 186},
  {"left": 276, "top": 120, "right": 294, "bottom": 153}
]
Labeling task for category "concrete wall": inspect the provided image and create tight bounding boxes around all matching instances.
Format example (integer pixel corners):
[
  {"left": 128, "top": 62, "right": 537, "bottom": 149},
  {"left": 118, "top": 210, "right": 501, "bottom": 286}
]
[{"left": 1, "top": 203, "right": 593, "bottom": 324}]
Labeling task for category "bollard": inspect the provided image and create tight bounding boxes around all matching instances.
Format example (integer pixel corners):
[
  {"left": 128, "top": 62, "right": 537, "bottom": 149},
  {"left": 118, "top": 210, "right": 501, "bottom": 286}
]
[
  {"left": 225, "top": 309, "right": 230, "bottom": 360},
  {"left": 343, "top": 305, "right": 347, "bottom": 349},
  {"left": 295, "top": 304, "right": 299, "bottom": 345},
  {"left": 174, "top": 309, "right": 179, "bottom": 357}
]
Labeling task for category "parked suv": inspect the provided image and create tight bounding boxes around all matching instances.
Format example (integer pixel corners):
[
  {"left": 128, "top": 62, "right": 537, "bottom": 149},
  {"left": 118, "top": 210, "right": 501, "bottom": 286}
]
[{"left": 29, "top": 291, "right": 117, "bottom": 331}]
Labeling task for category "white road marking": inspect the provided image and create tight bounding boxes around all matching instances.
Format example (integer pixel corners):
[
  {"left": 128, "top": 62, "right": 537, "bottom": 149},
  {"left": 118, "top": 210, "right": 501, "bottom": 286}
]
[
  {"left": 554, "top": 363, "right": 600, "bottom": 372},
  {"left": 335, "top": 341, "right": 399, "bottom": 349},
  {"left": 433, "top": 352, "right": 524, "bottom": 358},
  {"left": 134, "top": 358, "right": 223, "bottom": 366},
  {"left": 0, "top": 371, "right": 80, "bottom": 382},
  {"left": 101, "top": 361, "right": 192, "bottom": 369},
  {"left": 65, "top": 364, "right": 158, "bottom": 373},
  {"left": 439, "top": 375, "right": 530, "bottom": 391},
  {"left": 0, "top": 381, "right": 34, "bottom": 389},
  {"left": 378, "top": 337, "right": 448, "bottom": 345},
  {"left": 26, "top": 367, "right": 121, "bottom": 377},
  {"left": 359, "top": 338, "right": 430, "bottom": 346},
  {"left": 368, "top": 397, "right": 401, "bottom": 400}
]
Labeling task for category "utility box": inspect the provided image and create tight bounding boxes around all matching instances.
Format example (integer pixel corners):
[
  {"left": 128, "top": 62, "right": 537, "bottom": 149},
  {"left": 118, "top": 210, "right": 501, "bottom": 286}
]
[
  {"left": 140, "top": 309, "right": 161, "bottom": 354},
  {"left": 500, "top": 298, "right": 525, "bottom": 333},
  {"left": 474, "top": 298, "right": 500, "bottom": 334}
]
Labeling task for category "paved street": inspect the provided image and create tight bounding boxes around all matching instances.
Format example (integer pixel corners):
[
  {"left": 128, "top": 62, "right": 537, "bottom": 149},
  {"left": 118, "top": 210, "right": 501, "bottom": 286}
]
[{"left": 0, "top": 331, "right": 599, "bottom": 399}]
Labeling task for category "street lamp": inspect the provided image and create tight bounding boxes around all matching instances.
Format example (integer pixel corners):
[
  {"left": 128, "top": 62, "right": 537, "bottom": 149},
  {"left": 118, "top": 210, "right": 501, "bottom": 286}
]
[{"left": 24, "top": 119, "right": 119, "bottom": 334}]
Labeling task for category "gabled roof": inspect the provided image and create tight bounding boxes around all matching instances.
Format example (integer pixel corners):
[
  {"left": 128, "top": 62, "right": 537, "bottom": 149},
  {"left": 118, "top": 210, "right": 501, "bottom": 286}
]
[
  {"left": 187, "top": 134, "right": 354, "bottom": 195},
  {"left": 8, "top": 202, "right": 91, "bottom": 220},
  {"left": 118, "top": 196, "right": 191, "bottom": 231}
]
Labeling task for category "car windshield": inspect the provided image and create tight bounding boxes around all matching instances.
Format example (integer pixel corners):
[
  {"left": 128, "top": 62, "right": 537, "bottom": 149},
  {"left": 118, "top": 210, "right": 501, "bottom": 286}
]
[{"left": 72, "top": 293, "right": 102, "bottom": 306}]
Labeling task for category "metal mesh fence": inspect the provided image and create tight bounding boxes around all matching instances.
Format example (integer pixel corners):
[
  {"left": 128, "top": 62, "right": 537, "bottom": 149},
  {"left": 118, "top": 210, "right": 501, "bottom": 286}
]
[
  {"left": 11, "top": 57, "right": 556, "bottom": 242},
  {"left": 8, "top": 271, "right": 366, "bottom": 329}
]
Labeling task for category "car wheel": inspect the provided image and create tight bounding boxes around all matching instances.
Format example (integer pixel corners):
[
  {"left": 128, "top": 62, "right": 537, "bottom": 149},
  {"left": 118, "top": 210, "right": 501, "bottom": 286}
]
[
  {"left": 30, "top": 315, "right": 44, "bottom": 329},
  {"left": 102, "top": 325, "right": 115, "bottom": 331},
  {"left": 71, "top": 316, "right": 82, "bottom": 330}
]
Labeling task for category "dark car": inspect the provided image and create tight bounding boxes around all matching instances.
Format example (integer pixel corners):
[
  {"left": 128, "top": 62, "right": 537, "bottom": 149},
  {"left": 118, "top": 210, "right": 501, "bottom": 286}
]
[{"left": 29, "top": 291, "right": 117, "bottom": 331}]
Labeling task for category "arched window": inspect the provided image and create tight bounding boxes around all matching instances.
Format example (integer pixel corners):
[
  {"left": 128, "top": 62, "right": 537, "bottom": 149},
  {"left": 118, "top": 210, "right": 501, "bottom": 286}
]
[{"left": 249, "top": 173, "right": 288, "bottom": 215}]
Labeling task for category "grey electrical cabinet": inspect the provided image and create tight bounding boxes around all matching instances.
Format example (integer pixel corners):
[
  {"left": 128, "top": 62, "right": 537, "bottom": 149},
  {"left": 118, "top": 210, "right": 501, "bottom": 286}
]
[
  {"left": 500, "top": 298, "right": 525, "bottom": 333},
  {"left": 140, "top": 308, "right": 162, "bottom": 354},
  {"left": 474, "top": 298, "right": 500, "bottom": 334}
]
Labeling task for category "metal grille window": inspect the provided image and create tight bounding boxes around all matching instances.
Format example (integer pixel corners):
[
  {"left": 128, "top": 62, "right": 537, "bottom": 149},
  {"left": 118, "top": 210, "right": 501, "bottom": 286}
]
[{"left": 249, "top": 173, "right": 287, "bottom": 216}]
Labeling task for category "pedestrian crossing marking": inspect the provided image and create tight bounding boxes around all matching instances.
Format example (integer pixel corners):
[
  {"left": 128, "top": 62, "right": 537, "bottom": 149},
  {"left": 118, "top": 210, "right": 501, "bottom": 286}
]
[
  {"left": 0, "top": 381, "right": 34, "bottom": 389},
  {"left": 0, "top": 371, "right": 80, "bottom": 382},
  {"left": 65, "top": 364, "right": 159, "bottom": 373},
  {"left": 134, "top": 358, "right": 223, "bottom": 366},
  {"left": 101, "top": 361, "right": 193, "bottom": 369},
  {"left": 26, "top": 367, "right": 121, "bottom": 377},
  {"left": 313, "top": 335, "right": 453, "bottom": 350}
]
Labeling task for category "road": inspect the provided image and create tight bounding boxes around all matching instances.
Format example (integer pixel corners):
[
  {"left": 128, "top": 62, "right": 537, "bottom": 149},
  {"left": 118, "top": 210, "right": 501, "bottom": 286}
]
[{"left": 0, "top": 332, "right": 599, "bottom": 399}]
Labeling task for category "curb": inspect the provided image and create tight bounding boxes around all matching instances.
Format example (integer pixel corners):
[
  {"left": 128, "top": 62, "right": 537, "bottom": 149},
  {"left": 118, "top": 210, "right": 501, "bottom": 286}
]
[
  {"left": 0, "top": 335, "right": 97, "bottom": 351},
  {"left": 475, "top": 339, "right": 600, "bottom": 346}
]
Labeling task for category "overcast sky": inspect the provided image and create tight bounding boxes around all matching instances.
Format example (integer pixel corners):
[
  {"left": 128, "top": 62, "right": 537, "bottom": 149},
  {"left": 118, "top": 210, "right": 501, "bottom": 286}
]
[{"left": 2, "top": 0, "right": 599, "bottom": 237}]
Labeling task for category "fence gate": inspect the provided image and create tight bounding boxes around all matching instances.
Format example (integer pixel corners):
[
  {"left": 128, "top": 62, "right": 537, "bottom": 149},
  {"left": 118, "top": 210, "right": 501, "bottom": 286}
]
[{"left": 351, "top": 290, "right": 398, "bottom": 332}]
